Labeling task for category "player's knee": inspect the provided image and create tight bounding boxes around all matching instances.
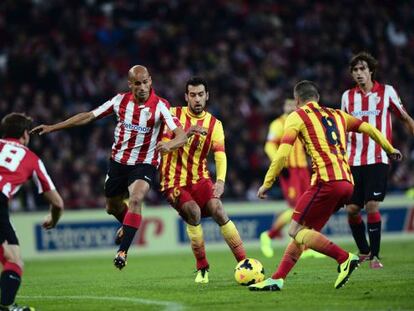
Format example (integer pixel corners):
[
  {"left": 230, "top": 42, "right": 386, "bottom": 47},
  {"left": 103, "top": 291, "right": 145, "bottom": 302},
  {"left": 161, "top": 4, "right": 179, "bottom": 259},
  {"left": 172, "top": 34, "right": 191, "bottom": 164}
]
[
  {"left": 366, "top": 201, "right": 379, "bottom": 213},
  {"left": 105, "top": 202, "right": 121, "bottom": 215},
  {"left": 288, "top": 227, "right": 298, "bottom": 239},
  {"left": 346, "top": 204, "right": 361, "bottom": 216},
  {"left": 212, "top": 206, "right": 229, "bottom": 226},
  {"left": 187, "top": 207, "right": 201, "bottom": 225}
]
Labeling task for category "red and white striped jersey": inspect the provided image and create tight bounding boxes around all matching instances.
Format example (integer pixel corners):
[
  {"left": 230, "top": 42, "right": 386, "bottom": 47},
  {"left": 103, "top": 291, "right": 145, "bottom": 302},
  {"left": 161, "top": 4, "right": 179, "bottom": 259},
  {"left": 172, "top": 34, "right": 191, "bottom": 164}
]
[
  {"left": 92, "top": 89, "right": 178, "bottom": 167},
  {"left": 0, "top": 138, "right": 55, "bottom": 199},
  {"left": 341, "top": 81, "right": 406, "bottom": 166}
]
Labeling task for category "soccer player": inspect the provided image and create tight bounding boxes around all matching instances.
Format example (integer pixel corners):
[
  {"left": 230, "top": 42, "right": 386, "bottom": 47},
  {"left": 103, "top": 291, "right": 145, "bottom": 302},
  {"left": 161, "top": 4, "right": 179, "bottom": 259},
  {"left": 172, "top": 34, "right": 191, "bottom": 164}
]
[
  {"left": 341, "top": 52, "right": 414, "bottom": 268},
  {"left": 31, "top": 65, "right": 187, "bottom": 270},
  {"left": 260, "top": 99, "right": 312, "bottom": 258},
  {"left": 159, "top": 77, "right": 246, "bottom": 283},
  {"left": 0, "top": 113, "right": 64, "bottom": 311},
  {"left": 249, "top": 81, "right": 402, "bottom": 291}
]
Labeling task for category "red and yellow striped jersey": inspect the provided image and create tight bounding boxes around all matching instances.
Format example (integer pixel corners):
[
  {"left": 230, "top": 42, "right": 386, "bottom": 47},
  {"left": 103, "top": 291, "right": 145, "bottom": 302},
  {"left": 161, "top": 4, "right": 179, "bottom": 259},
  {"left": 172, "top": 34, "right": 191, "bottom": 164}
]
[
  {"left": 160, "top": 107, "right": 226, "bottom": 191},
  {"left": 265, "top": 114, "right": 308, "bottom": 168},
  {"left": 263, "top": 101, "right": 395, "bottom": 189}
]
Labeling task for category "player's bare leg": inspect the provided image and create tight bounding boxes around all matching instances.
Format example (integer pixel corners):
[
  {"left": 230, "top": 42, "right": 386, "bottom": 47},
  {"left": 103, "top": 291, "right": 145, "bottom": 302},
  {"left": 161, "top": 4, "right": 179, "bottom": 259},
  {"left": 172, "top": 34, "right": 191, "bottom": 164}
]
[
  {"left": 181, "top": 201, "right": 209, "bottom": 283},
  {"left": 114, "top": 180, "right": 149, "bottom": 270},
  {"left": 207, "top": 199, "right": 246, "bottom": 262},
  {"left": 0, "top": 244, "right": 34, "bottom": 310},
  {"left": 106, "top": 195, "right": 129, "bottom": 245}
]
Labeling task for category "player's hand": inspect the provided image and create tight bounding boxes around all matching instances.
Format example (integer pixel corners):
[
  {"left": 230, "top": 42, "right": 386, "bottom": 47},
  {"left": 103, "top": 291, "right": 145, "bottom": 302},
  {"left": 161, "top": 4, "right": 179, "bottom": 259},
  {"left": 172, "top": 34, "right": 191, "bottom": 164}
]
[
  {"left": 213, "top": 180, "right": 225, "bottom": 198},
  {"left": 186, "top": 125, "right": 207, "bottom": 137},
  {"left": 42, "top": 214, "right": 57, "bottom": 230},
  {"left": 156, "top": 141, "right": 172, "bottom": 153},
  {"left": 30, "top": 124, "right": 54, "bottom": 136},
  {"left": 388, "top": 149, "right": 403, "bottom": 161},
  {"left": 257, "top": 185, "right": 270, "bottom": 199}
]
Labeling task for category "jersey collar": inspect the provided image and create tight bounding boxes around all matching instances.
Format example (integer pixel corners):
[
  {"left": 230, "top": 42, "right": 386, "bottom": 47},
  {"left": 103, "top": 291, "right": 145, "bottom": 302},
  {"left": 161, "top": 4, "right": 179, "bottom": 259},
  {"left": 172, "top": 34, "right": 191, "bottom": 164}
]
[
  {"left": 185, "top": 107, "right": 206, "bottom": 119},
  {"left": 356, "top": 80, "right": 380, "bottom": 94},
  {"left": 131, "top": 88, "right": 158, "bottom": 107}
]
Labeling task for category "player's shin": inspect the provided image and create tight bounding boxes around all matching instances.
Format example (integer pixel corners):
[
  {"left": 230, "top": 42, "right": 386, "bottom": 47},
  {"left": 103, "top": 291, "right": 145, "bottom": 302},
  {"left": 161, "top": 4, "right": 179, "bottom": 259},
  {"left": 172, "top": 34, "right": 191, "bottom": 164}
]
[
  {"left": 186, "top": 224, "right": 209, "bottom": 270},
  {"left": 348, "top": 214, "right": 370, "bottom": 255},
  {"left": 118, "top": 211, "right": 142, "bottom": 253},
  {"left": 220, "top": 220, "right": 246, "bottom": 262},
  {"left": 367, "top": 212, "right": 382, "bottom": 258},
  {"left": 272, "top": 240, "right": 303, "bottom": 279},
  {"left": 0, "top": 261, "right": 22, "bottom": 306},
  {"left": 295, "top": 228, "right": 348, "bottom": 264}
]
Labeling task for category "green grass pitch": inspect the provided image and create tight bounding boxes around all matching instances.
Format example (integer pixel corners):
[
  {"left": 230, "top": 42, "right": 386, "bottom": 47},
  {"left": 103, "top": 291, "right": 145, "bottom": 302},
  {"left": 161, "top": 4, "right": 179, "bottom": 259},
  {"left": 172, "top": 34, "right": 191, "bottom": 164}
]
[{"left": 17, "top": 239, "right": 414, "bottom": 311}]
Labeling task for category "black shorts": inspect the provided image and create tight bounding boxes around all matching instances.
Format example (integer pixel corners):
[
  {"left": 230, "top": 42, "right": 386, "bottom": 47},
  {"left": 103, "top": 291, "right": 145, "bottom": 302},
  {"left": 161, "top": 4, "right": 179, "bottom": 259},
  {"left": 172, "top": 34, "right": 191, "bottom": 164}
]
[
  {"left": 104, "top": 159, "right": 157, "bottom": 198},
  {"left": 349, "top": 163, "right": 389, "bottom": 207},
  {"left": 0, "top": 193, "right": 19, "bottom": 245}
]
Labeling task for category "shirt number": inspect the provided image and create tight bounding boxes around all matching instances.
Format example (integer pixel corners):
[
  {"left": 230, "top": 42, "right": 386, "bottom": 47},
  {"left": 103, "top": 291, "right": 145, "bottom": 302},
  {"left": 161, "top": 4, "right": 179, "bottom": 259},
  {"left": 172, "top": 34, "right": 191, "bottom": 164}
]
[
  {"left": 321, "top": 116, "right": 339, "bottom": 146},
  {"left": 0, "top": 144, "right": 26, "bottom": 172}
]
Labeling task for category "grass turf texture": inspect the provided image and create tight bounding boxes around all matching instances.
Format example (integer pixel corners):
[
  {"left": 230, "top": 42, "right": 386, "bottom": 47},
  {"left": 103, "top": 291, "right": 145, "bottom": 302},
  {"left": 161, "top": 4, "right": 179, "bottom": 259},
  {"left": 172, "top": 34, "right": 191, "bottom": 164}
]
[{"left": 17, "top": 240, "right": 414, "bottom": 311}]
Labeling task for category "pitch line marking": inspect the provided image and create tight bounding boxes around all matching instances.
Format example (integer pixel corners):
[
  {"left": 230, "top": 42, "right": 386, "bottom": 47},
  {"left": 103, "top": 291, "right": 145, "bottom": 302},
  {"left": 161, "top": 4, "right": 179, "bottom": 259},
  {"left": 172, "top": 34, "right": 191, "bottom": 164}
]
[{"left": 19, "top": 295, "right": 184, "bottom": 311}]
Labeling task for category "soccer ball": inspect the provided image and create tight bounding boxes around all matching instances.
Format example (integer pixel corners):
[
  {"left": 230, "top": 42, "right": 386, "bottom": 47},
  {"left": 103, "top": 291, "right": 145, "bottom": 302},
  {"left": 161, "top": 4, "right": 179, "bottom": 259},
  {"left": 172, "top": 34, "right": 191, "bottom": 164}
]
[{"left": 234, "top": 258, "right": 265, "bottom": 285}]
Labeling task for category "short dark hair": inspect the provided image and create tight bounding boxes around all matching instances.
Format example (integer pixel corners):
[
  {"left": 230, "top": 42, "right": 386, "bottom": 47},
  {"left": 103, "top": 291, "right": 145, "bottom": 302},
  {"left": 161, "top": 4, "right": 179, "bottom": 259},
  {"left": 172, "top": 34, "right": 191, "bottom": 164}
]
[
  {"left": 185, "top": 76, "right": 208, "bottom": 93},
  {"left": 294, "top": 80, "right": 319, "bottom": 102},
  {"left": 349, "top": 52, "right": 378, "bottom": 79},
  {"left": 1, "top": 113, "right": 33, "bottom": 138}
]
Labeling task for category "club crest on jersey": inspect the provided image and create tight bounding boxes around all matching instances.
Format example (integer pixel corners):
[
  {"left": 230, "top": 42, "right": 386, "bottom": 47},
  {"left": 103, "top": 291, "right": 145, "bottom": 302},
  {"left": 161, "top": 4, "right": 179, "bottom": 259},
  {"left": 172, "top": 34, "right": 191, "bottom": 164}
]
[
  {"left": 372, "top": 94, "right": 381, "bottom": 105},
  {"left": 142, "top": 108, "right": 152, "bottom": 120}
]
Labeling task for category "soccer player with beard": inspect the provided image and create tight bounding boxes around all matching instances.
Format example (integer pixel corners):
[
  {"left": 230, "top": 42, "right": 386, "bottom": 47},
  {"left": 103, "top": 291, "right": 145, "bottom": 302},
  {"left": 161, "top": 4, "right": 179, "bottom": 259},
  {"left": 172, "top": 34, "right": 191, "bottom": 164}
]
[
  {"left": 249, "top": 81, "right": 402, "bottom": 291},
  {"left": 0, "top": 113, "right": 64, "bottom": 311},
  {"left": 341, "top": 52, "right": 414, "bottom": 268},
  {"left": 159, "top": 77, "right": 246, "bottom": 283},
  {"left": 31, "top": 65, "right": 187, "bottom": 270}
]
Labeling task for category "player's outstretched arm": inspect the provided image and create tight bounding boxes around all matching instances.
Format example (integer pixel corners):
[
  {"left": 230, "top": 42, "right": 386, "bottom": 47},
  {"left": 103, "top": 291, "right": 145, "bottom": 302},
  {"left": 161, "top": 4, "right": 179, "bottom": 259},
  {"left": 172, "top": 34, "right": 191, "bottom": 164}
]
[
  {"left": 156, "top": 127, "right": 187, "bottom": 153},
  {"left": 41, "top": 190, "right": 64, "bottom": 229},
  {"left": 30, "top": 111, "right": 96, "bottom": 135},
  {"left": 400, "top": 109, "right": 414, "bottom": 136},
  {"left": 357, "top": 122, "right": 402, "bottom": 161}
]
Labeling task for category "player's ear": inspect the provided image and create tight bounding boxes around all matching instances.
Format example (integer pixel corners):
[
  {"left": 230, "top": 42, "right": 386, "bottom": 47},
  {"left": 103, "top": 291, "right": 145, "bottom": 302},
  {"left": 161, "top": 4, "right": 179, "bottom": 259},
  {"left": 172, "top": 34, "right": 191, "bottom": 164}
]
[
  {"left": 206, "top": 91, "right": 209, "bottom": 101},
  {"left": 185, "top": 92, "right": 189, "bottom": 103}
]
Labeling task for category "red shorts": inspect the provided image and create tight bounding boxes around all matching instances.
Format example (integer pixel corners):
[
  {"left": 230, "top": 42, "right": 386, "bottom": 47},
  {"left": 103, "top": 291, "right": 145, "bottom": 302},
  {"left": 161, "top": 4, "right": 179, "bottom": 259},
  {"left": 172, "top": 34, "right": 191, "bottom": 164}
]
[
  {"left": 163, "top": 178, "right": 217, "bottom": 218},
  {"left": 292, "top": 180, "right": 354, "bottom": 231},
  {"left": 279, "top": 167, "right": 311, "bottom": 208}
]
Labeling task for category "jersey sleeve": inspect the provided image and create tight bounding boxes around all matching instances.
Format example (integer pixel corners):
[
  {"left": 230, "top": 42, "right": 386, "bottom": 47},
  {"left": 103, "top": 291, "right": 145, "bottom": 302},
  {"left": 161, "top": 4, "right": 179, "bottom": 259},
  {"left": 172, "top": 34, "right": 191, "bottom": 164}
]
[
  {"left": 159, "top": 102, "right": 178, "bottom": 131},
  {"left": 32, "top": 158, "right": 56, "bottom": 194},
  {"left": 341, "top": 91, "right": 349, "bottom": 112},
  {"left": 340, "top": 110, "right": 363, "bottom": 132},
  {"left": 281, "top": 112, "right": 302, "bottom": 145},
  {"left": 92, "top": 94, "right": 121, "bottom": 119},
  {"left": 212, "top": 120, "right": 226, "bottom": 181},
  {"left": 387, "top": 85, "right": 406, "bottom": 118},
  {"left": 211, "top": 120, "right": 225, "bottom": 152}
]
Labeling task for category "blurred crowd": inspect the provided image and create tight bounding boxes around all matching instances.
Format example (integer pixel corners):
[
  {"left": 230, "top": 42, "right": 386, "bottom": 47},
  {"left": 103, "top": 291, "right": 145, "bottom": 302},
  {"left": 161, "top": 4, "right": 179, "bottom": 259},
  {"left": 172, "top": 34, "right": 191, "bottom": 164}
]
[{"left": 1, "top": 0, "right": 413, "bottom": 210}]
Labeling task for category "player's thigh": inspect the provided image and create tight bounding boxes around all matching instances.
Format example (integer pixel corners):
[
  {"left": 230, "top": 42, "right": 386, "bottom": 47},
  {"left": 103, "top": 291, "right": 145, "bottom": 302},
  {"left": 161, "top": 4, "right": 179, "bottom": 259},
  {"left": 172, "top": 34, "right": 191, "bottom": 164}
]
[
  {"left": 192, "top": 179, "right": 218, "bottom": 218},
  {"left": 348, "top": 165, "right": 364, "bottom": 208},
  {"left": 293, "top": 181, "right": 353, "bottom": 231},
  {"left": 163, "top": 187, "right": 200, "bottom": 224},
  {"left": 363, "top": 163, "right": 389, "bottom": 203},
  {"left": 2, "top": 243, "right": 22, "bottom": 266}
]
